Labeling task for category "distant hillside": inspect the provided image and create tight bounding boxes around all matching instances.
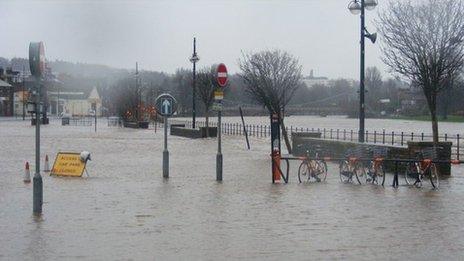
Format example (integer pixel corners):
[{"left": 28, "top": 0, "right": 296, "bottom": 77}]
[
  {"left": 0, "top": 56, "right": 129, "bottom": 78},
  {"left": 0, "top": 57, "right": 170, "bottom": 91}
]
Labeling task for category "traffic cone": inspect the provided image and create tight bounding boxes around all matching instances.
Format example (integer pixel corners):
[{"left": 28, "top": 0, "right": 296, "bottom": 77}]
[
  {"left": 24, "top": 162, "right": 31, "bottom": 183},
  {"left": 44, "top": 155, "right": 50, "bottom": 172}
]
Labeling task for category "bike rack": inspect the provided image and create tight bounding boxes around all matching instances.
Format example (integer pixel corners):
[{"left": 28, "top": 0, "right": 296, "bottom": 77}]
[{"left": 273, "top": 155, "right": 463, "bottom": 186}]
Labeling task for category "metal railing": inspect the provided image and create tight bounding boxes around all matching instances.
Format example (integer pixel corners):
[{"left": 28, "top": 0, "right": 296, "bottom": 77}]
[
  {"left": 173, "top": 119, "right": 462, "bottom": 160},
  {"left": 69, "top": 117, "right": 93, "bottom": 126}
]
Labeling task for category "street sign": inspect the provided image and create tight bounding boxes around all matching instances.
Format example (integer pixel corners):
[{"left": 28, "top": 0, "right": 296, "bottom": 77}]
[
  {"left": 212, "top": 101, "right": 223, "bottom": 112},
  {"left": 29, "top": 42, "right": 45, "bottom": 77},
  {"left": 51, "top": 152, "right": 87, "bottom": 177},
  {"left": 216, "top": 63, "right": 228, "bottom": 87},
  {"left": 155, "top": 93, "right": 177, "bottom": 117},
  {"left": 214, "top": 91, "right": 224, "bottom": 100}
]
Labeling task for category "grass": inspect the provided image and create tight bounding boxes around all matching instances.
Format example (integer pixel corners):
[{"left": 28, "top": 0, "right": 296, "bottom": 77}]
[{"left": 388, "top": 115, "right": 464, "bottom": 123}]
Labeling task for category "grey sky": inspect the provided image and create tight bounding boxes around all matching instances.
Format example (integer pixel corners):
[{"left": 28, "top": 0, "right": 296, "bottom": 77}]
[{"left": 0, "top": 0, "right": 394, "bottom": 79}]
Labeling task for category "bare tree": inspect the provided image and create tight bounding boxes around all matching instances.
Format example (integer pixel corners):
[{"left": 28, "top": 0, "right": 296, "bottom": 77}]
[
  {"left": 365, "top": 67, "right": 382, "bottom": 90},
  {"left": 172, "top": 68, "right": 192, "bottom": 114},
  {"left": 365, "top": 66, "right": 383, "bottom": 112},
  {"left": 238, "top": 50, "right": 302, "bottom": 153},
  {"left": 109, "top": 78, "right": 139, "bottom": 120},
  {"left": 196, "top": 65, "right": 218, "bottom": 137},
  {"left": 377, "top": 0, "right": 464, "bottom": 143}
]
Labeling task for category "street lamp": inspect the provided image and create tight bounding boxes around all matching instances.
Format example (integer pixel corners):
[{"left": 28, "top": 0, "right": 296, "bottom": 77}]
[
  {"left": 189, "top": 37, "right": 200, "bottom": 129},
  {"left": 348, "top": 0, "right": 378, "bottom": 142}
]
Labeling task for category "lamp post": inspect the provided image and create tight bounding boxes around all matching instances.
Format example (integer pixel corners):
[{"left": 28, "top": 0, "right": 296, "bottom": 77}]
[
  {"left": 135, "top": 62, "right": 140, "bottom": 122},
  {"left": 189, "top": 37, "right": 199, "bottom": 129},
  {"left": 348, "top": 0, "right": 378, "bottom": 142}
]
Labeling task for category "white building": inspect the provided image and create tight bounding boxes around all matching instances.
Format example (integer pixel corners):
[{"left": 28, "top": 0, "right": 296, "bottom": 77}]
[
  {"left": 303, "top": 70, "right": 330, "bottom": 88},
  {"left": 48, "top": 86, "right": 102, "bottom": 116}
]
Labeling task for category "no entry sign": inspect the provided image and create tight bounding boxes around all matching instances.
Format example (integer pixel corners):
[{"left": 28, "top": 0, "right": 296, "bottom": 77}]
[{"left": 216, "top": 63, "right": 228, "bottom": 87}]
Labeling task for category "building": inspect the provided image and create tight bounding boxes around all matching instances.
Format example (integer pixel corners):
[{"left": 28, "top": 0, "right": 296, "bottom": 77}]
[
  {"left": 0, "top": 67, "right": 23, "bottom": 116},
  {"left": 48, "top": 86, "right": 102, "bottom": 116},
  {"left": 303, "top": 69, "right": 330, "bottom": 88},
  {"left": 0, "top": 78, "right": 13, "bottom": 116}
]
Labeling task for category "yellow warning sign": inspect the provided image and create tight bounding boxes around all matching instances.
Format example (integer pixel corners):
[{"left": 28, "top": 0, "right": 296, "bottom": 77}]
[
  {"left": 214, "top": 91, "right": 224, "bottom": 100},
  {"left": 51, "top": 152, "right": 86, "bottom": 177}
]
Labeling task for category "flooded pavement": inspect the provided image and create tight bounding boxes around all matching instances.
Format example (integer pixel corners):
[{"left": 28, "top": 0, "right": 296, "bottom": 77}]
[{"left": 1, "top": 118, "right": 464, "bottom": 260}]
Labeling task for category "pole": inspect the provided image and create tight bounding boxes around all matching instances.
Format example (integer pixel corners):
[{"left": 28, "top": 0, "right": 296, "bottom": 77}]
[
  {"left": 33, "top": 78, "right": 42, "bottom": 215},
  {"left": 239, "top": 107, "right": 250, "bottom": 150},
  {"left": 135, "top": 62, "right": 139, "bottom": 122},
  {"left": 358, "top": 0, "right": 366, "bottom": 143},
  {"left": 163, "top": 116, "right": 169, "bottom": 178},
  {"left": 95, "top": 109, "right": 97, "bottom": 133},
  {"left": 22, "top": 65, "right": 26, "bottom": 120},
  {"left": 192, "top": 38, "right": 197, "bottom": 129},
  {"left": 216, "top": 110, "right": 223, "bottom": 181}
]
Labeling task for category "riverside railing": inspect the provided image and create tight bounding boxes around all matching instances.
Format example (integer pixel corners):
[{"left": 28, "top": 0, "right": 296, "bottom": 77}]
[{"left": 171, "top": 120, "right": 462, "bottom": 160}]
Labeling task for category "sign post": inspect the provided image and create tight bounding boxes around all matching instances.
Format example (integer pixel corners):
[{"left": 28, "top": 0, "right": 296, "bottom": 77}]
[
  {"left": 215, "top": 63, "right": 228, "bottom": 182},
  {"left": 155, "top": 93, "right": 177, "bottom": 179},
  {"left": 29, "top": 41, "right": 45, "bottom": 215}
]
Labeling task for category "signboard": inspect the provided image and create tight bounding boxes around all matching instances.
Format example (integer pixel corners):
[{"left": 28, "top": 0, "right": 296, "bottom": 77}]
[
  {"left": 212, "top": 101, "right": 223, "bottom": 112},
  {"left": 216, "top": 63, "right": 228, "bottom": 87},
  {"left": 51, "top": 152, "right": 87, "bottom": 177},
  {"left": 155, "top": 93, "right": 178, "bottom": 117},
  {"left": 212, "top": 90, "right": 224, "bottom": 112},
  {"left": 29, "top": 42, "right": 45, "bottom": 77},
  {"left": 214, "top": 91, "right": 224, "bottom": 100}
]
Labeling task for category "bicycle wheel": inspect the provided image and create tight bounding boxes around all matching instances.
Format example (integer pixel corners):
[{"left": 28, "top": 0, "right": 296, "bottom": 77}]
[
  {"left": 311, "top": 160, "right": 327, "bottom": 182},
  {"left": 404, "top": 162, "right": 422, "bottom": 188},
  {"left": 375, "top": 165, "right": 386, "bottom": 186},
  {"left": 339, "top": 161, "right": 352, "bottom": 183},
  {"left": 429, "top": 163, "right": 439, "bottom": 189},
  {"left": 354, "top": 162, "right": 367, "bottom": 185},
  {"left": 298, "top": 161, "right": 310, "bottom": 183},
  {"left": 366, "top": 162, "right": 376, "bottom": 184}
]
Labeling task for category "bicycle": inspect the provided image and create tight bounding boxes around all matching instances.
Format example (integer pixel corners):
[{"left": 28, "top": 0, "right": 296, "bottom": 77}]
[
  {"left": 404, "top": 147, "right": 440, "bottom": 189},
  {"left": 297, "top": 146, "right": 328, "bottom": 183},
  {"left": 366, "top": 147, "right": 388, "bottom": 186},
  {"left": 339, "top": 146, "right": 367, "bottom": 184}
]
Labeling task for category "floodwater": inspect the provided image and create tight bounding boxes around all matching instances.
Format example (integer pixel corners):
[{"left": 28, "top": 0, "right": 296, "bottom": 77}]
[
  {"left": 1, "top": 117, "right": 464, "bottom": 260},
  {"left": 182, "top": 115, "right": 464, "bottom": 136}
]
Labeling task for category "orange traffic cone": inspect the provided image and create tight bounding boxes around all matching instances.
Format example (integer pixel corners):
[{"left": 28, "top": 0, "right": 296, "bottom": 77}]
[
  {"left": 24, "top": 162, "right": 31, "bottom": 183},
  {"left": 44, "top": 155, "right": 50, "bottom": 172}
]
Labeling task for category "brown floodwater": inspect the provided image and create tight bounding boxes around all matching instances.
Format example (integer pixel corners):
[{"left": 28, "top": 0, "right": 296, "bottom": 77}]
[{"left": 1, "top": 118, "right": 464, "bottom": 260}]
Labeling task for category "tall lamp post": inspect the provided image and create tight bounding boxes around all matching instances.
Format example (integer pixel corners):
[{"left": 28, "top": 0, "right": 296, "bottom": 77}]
[
  {"left": 348, "top": 0, "right": 378, "bottom": 142},
  {"left": 189, "top": 37, "right": 199, "bottom": 129}
]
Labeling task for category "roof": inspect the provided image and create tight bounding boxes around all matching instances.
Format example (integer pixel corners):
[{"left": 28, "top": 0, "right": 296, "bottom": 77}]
[
  {"left": 88, "top": 87, "right": 100, "bottom": 102},
  {"left": 48, "top": 91, "right": 87, "bottom": 100},
  {"left": 0, "top": 79, "right": 12, "bottom": 87}
]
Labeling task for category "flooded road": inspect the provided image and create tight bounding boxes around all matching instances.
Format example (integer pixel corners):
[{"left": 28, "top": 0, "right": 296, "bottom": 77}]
[
  {"left": 183, "top": 115, "right": 464, "bottom": 136},
  {"left": 1, "top": 118, "right": 464, "bottom": 260}
]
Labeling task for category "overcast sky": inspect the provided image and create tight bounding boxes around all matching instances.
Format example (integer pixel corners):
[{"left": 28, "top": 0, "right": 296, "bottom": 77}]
[{"left": 0, "top": 0, "right": 396, "bottom": 79}]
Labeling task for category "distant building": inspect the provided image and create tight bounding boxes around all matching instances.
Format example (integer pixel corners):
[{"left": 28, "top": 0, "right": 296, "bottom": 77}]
[
  {"left": 303, "top": 69, "right": 330, "bottom": 88},
  {"left": 48, "top": 86, "right": 102, "bottom": 116},
  {"left": 0, "top": 67, "right": 23, "bottom": 116},
  {"left": 0, "top": 78, "right": 13, "bottom": 116}
]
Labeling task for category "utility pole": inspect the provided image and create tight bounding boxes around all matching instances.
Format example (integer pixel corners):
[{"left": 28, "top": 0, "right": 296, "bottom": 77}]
[
  {"left": 22, "top": 65, "right": 25, "bottom": 121},
  {"left": 135, "top": 62, "right": 139, "bottom": 122},
  {"left": 190, "top": 38, "right": 200, "bottom": 129}
]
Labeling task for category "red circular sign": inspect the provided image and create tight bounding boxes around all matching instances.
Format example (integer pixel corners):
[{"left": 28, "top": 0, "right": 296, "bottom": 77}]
[{"left": 216, "top": 63, "right": 228, "bottom": 87}]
